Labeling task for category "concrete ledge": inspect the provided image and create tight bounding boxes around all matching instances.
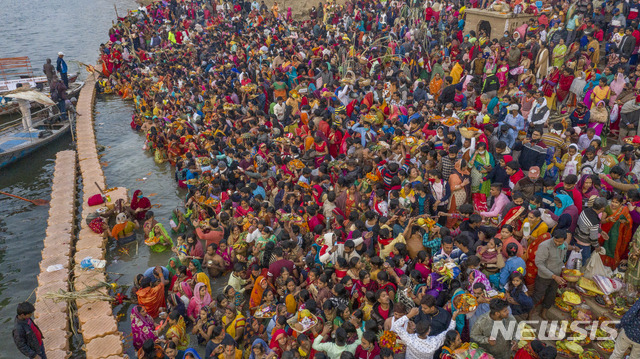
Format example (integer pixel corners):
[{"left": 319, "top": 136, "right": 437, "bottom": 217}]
[
  {"left": 35, "top": 151, "right": 77, "bottom": 348},
  {"left": 84, "top": 335, "right": 124, "bottom": 359},
  {"left": 72, "top": 73, "right": 125, "bottom": 358}
]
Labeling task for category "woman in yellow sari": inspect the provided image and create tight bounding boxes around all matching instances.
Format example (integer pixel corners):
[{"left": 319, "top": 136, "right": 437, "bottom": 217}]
[
  {"left": 222, "top": 304, "right": 246, "bottom": 342},
  {"left": 165, "top": 311, "right": 189, "bottom": 350},
  {"left": 590, "top": 78, "right": 610, "bottom": 109},
  {"left": 429, "top": 73, "right": 443, "bottom": 102},
  {"left": 520, "top": 210, "right": 549, "bottom": 246},
  {"left": 450, "top": 62, "right": 463, "bottom": 84}
]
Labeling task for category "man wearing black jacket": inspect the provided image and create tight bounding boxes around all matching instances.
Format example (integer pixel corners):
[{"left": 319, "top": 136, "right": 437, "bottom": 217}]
[
  {"left": 13, "top": 301, "right": 45, "bottom": 359},
  {"left": 439, "top": 76, "right": 457, "bottom": 105},
  {"left": 482, "top": 74, "right": 500, "bottom": 98},
  {"left": 513, "top": 129, "right": 547, "bottom": 172},
  {"left": 619, "top": 28, "right": 637, "bottom": 59}
]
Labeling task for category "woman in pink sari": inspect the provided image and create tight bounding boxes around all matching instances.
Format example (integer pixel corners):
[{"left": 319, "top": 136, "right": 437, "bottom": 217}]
[
  {"left": 187, "top": 282, "right": 212, "bottom": 322},
  {"left": 131, "top": 305, "right": 157, "bottom": 350}
]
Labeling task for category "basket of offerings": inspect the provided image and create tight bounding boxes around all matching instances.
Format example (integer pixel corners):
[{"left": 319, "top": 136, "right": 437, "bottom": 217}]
[
  {"left": 287, "top": 310, "right": 318, "bottom": 333},
  {"left": 223, "top": 103, "right": 240, "bottom": 111},
  {"left": 578, "top": 349, "right": 602, "bottom": 359},
  {"left": 555, "top": 297, "right": 572, "bottom": 312},
  {"left": 594, "top": 340, "right": 615, "bottom": 354},
  {"left": 611, "top": 305, "right": 626, "bottom": 318},
  {"left": 453, "top": 293, "right": 477, "bottom": 312},
  {"left": 240, "top": 83, "right": 257, "bottom": 93},
  {"left": 556, "top": 341, "right": 584, "bottom": 358},
  {"left": 378, "top": 330, "right": 405, "bottom": 354},
  {"left": 560, "top": 288, "right": 583, "bottom": 306},
  {"left": 562, "top": 269, "right": 583, "bottom": 283},
  {"left": 434, "top": 261, "right": 461, "bottom": 283},
  {"left": 459, "top": 127, "right": 481, "bottom": 139},
  {"left": 254, "top": 304, "right": 276, "bottom": 319},
  {"left": 570, "top": 307, "right": 592, "bottom": 322},
  {"left": 567, "top": 329, "right": 591, "bottom": 346}
]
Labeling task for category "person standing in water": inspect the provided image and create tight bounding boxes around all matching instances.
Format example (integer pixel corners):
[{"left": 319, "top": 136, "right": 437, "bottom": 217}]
[{"left": 12, "top": 301, "right": 46, "bottom": 359}]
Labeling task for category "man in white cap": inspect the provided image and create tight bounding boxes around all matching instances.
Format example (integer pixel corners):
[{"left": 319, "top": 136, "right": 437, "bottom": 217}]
[
  {"left": 56, "top": 52, "right": 68, "bottom": 87},
  {"left": 501, "top": 104, "right": 525, "bottom": 132}
]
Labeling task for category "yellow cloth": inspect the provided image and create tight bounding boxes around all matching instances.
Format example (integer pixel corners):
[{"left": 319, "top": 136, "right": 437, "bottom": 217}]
[{"left": 196, "top": 272, "right": 212, "bottom": 295}]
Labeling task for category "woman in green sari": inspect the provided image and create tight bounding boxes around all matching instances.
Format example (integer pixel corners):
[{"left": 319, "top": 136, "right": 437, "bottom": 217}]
[
  {"left": 170, "top": 207, "right": 191, "bottom": 234},
  {"left": 552, "top": 39, "right": 567, "bottom": 68},
  {"left": 145, "top": 222, "right": 174, "bottom": 253},
  {"left": 469, "top": 142, "right": 494, "bottom": 195}
]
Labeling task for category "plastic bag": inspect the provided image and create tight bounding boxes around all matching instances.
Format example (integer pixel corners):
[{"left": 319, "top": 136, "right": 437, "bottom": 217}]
[
  {"left": 593, "top": 275, "right": 624, "bottom": 295},
  {"left": 582, "top": 250, "right": 612, "bottom": 279},
  {"left": 540, "top": 208, "right": 558, "bottom": 228},
  {"left": 566, "top": 250, "right": 582, "bottom": 270}
]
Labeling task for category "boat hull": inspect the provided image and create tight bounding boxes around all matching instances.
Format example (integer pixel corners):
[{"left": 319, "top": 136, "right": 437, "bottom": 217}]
[{"left": 0, "top": 123, "right": 70, "bottom": 169}]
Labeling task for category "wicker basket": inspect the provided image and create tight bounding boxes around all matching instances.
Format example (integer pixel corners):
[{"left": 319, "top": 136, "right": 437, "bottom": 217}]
[
  {"left": 287, "top": 313, "right": 319, "bottom": 334},
  {"left": 562, "top": 269, "right": 583, "bottom": 283},
  {"left": 459, "top": 127, "right": 481, "bottom": 139}
]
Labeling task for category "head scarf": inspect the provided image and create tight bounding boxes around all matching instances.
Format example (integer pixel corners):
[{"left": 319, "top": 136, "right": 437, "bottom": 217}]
[
  {"left": 454, "top": 159, "right": 470, "bottom": 176},
  {"left": 191, "top": 259, "right": 203, "bottom": 274},
  {"left": 249, "top": 338, "right": 274, "bottom": 359},
  {"left": 577, "top": 174, "right": 599, "bottom": 198},
  {"left": 192, "top": 282, "right": 212, "bottom": 309},
  {"left": 167, "top": 257, "right": 180, "bottom": 278},
  {"left": 131, "top": 189, "right": 150, "bottom": 210},
  {"left": 196, "top": 272, "right": 212, "bottom": 295},
  {"left": 269, "top": 328, "right": 288, "bottom": 353},
  {"left": 553, "top": 194, "right": 574, "bottom": 216},
  {"left": 181, "top": 281, "right": 193, "bottom": 299},
  {"left": 249, "top": 276, "right": 267, "bottom": 309},
  {"left": 182, "top": 348, "right": 203, "bottom": 359}
]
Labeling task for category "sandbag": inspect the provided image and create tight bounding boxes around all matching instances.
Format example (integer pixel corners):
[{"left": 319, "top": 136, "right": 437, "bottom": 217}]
[{"left": 87, "top": 194, "right": 105, "bottom": 206}]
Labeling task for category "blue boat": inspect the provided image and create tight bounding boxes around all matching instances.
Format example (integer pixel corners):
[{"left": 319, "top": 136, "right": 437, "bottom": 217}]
[{"left": 0, "top": 107, "right": 74, "bottom": 169}]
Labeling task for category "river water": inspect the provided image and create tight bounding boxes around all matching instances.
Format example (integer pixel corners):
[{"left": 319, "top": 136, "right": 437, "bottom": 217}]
[{"left": 0, "top": 1, "right": 144, "bottom": 357}]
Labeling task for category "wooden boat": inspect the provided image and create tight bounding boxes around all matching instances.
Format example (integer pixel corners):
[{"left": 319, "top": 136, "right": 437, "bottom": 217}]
[
  {"left": 0, "top": 84, "right": 83, "bottom": 169},
  {"left": 0, "top": 109, "right": 74, "bottom": 169}
]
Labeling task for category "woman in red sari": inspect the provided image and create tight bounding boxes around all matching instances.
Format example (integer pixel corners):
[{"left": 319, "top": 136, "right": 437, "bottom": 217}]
[
  {"left": 524, "top": 233, "right": 551, "bottom": 288},
  {"left": 514, "top": 340, "right": 548, "bottom": 359},
  {"left": 235, "top": 199, "right": 254, "bottom": 218},
  {"left": 131, "top": 190, "right": 152, "bottom": 222},
  {"left": 541, "top": 67, "right": 560, "bottom": 110},
  {"left": 600, "top": 194, "right": 633, "bottom": 269},
  {"left": 313, "top": 136, "right": 328, "bottom": 167},
  {"left": 556, "top": 68, "right": 575, "bottom": 108}
]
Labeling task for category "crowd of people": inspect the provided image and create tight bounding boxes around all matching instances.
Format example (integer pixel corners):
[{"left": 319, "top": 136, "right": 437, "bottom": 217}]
[{"left": 82, "top": 0, "right": 640, "bottom": 358}]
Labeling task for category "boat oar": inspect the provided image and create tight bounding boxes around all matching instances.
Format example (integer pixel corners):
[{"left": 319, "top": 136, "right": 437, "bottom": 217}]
[{"left": 0, "top": 191, "right": 49, "bottom": 206}]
